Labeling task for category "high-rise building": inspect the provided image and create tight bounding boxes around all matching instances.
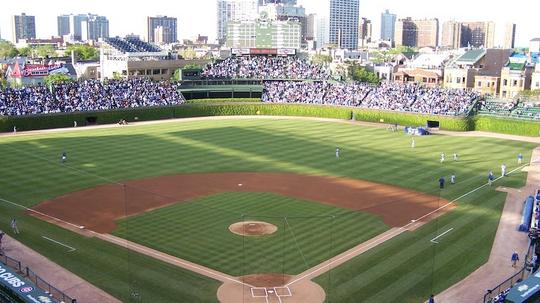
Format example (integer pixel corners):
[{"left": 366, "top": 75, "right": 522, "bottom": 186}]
[
  {"left": 441, "top": 21, "right": 461, "bottom": 49},
  {"left": 460, "top": 21, "right": 495, "bottom": 48},
  {"left": 504, "top": 23, "right": 516, "bottom": 49},
  {"left": 358, "top": 18, "right": 372, "bottom": 48},
  {"left": 441, "top": 21, "right": 495, "bottom": 49},
  {"left": 380, "top": 9, "right": 396, "bottom": 41},
  {"left": 316, "top": 15, "right": 329, "bottom": 49},
  {"left": 12, "top": 13, "right": 36, "bottom": 43},
  {"left": 57, "top": 15, "right": 70, "bottom": 37},
  {"left": 329, "top": 0, "right": 359, "bottom": 50},
  {"left": 226, "top": 12, "right": 301, "bottom": 49},
  {"left": 217, "top": 0, "right": 258, "bottom": 45},
  {"left": 147, "top": 16, "right": 177, "bottom": 44},
  {"left": 306, "top": 14, "right": 316, "bottom": 41},
  {"left": 395, "top": 18, "right": 439, "bottom": 48},
  {"left": 57, "top": 14, "right": 109, "bottom": 42}
]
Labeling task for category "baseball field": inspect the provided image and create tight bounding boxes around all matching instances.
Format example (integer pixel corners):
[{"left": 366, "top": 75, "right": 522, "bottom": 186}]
[{"left": 0, "top": 117, "right": 535, "bottom": 303}]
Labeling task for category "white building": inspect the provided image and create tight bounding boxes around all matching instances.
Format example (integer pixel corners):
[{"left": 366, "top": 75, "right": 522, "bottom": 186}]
[{"left": 217, "top": 0, "right": 258, "bottom": 45}]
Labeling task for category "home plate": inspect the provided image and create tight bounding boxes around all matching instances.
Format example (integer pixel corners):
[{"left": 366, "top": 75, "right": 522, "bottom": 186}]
[
  {"left": 238, "top": 184, "right": 243, "bottom": 186},
  {"left": 79, "top": 226, "right": 85, "bottom": 229}
]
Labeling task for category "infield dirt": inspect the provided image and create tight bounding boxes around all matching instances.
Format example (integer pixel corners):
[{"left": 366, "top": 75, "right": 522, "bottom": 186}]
[{"left": 31, "top": 172, "right": 450, "bottom": 234}]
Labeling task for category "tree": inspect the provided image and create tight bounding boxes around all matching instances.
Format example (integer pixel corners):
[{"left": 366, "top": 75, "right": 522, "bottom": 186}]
[
  {"left": 66, "top": 44, "right": 99, "bottom": 61},
  {"left": 180, "top": 48, "right": 197, "bottom": 60},
  {"left": 172, "top": 69, "right": 181, "bottom": 81},
  {"left": 388, "top": 46, "right": 418, "bottom": 55},
  {"left": 44, "top": 73, "right": 72, "bottom": 86},
  {"left": 349, "top": 64, "right": 379, "bottom": 84},
  {"left": 311, "top": 54, "right": 332, "bottom": 65},
  {"left": 35, "top": 45, "right": 56, "bottom": 58},
  {"left": 18, "top": 45, "right": 57, "bottom": 58},
  {"left": 183, "top": 63, "right": 202, "bottom": 70},
  {"left": 18, "top": 46, "right": 32, "bottom": 57},
  {"left": 0, "top": 40, "right": 19, "bottom": 58}
]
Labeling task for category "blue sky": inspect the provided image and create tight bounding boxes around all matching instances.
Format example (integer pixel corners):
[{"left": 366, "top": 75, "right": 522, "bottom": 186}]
[{"left": 0, "top": 0, "right": 537, "bottom": 46}]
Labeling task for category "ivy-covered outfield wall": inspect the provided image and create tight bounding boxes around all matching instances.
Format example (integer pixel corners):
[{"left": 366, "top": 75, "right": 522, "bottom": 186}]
[{"left": 1, "top": 102, "right": 540, "bottom": 137}]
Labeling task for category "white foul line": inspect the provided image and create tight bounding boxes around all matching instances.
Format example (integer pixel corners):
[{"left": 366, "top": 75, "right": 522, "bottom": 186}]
[
  {"left": 288, "top": 163, "right": 530, "bottom": 286},
  {"left": 42, "top": 236, "right": 76, "bottom": 252},
  {"left": 430, "top": 228, "right": 454, "bottom": 244}
]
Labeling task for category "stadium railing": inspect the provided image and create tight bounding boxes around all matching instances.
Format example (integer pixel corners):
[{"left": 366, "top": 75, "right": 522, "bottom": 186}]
[
  {"left": 483, "top": 238, "right": 536, "bottom": 303},
  {"left": 0, "top": 253, "right": 75, "bottom": 303}
]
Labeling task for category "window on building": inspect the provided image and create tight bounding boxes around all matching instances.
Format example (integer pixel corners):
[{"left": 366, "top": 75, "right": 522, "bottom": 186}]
[
  {"left": 456, "top": 77, "right": 461, "bottom": 84},
  {"left": 503, "top": 79, "right": 508, "bottom": 86},
  {"left": 513, "top": 80, "right": 518, "bottom": 86},
  {"left": 153, "top": 69, "right": 160, "bottom": 75},
  {"left": 477, "top": 81, "right": 482, "bottom": 87}
]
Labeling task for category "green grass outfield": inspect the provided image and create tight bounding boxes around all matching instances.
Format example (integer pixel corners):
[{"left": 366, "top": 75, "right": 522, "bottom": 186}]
[
  {"left": 114, "top": 192, "right": 389, "bottom": 276},
  {"left": 0, "top": 117, "right": 536, "bottom": 302}
]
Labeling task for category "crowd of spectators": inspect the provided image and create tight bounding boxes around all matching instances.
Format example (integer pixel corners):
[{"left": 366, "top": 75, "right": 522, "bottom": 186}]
[
  {"left": 201, "top": 56, "right": 330, "bottom": 80},
  {"left": 0, "top": 79, "right": 184, "bottom": 116},
  {"left": 262, "top": 81, "right": 479, "bottom": 116}
]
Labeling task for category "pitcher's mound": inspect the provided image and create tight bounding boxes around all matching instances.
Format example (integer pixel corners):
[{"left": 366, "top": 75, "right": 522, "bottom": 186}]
[{"left": 229, "top": 221, "right": 277, "bottom": 236}]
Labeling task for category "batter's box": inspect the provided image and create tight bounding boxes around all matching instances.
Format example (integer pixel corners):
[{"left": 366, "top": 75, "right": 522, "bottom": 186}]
[
  {"left": 273, "top": 286, "right": 292, "bottom": 297},
  {"left": 251, "top": 287, "right": 268, "bottom": 298}
]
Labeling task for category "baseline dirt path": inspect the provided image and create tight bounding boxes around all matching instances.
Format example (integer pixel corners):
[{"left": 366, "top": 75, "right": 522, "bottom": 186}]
[{"left": 31, "top": 172, "right": 446, "bottom": 233}]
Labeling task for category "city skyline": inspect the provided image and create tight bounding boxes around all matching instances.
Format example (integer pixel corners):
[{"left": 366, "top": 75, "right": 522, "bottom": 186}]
[{"left": 0, "top": 0, "right": 538, "bottom": 47}]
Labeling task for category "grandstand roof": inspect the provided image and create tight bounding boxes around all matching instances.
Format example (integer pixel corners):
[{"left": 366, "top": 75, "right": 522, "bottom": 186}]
[{"left": 455, "top": 49, "right": 486, "bottom": 64}]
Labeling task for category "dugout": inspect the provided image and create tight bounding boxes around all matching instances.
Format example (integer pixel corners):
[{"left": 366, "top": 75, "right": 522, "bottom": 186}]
[{"left": 504, "top": 271, "right": 540, "bottom": 302}]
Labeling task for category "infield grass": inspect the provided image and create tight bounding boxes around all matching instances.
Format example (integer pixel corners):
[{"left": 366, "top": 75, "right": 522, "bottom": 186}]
[{"left": 0, "top": 117, "right": 536, "bottom": 302}]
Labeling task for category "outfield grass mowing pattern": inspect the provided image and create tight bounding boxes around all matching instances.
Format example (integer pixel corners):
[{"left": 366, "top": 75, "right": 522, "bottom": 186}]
[{"left": 0, "top": 118, "right": 536, "bottom": 302}]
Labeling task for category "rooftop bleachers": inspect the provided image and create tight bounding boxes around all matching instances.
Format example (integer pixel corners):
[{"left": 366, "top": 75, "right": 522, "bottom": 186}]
[{"left": 104, "top": 37, "right": 162, "bottom": 54}]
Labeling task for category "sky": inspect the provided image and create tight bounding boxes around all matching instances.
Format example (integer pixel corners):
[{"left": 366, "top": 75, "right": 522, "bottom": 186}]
[{"left": 0, "top": 0, "right": 538, "bottom": 47}]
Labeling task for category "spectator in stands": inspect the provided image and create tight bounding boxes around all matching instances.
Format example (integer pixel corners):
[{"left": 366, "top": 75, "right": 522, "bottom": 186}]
[
  {"left": 511, "top": 251, "right": 520, "bottom": 267},
  {"left": 202, "top": 56, "right": 330, "bottom": 80},
  {"left": 428, "top": 294, "right": 435, "bottom": 303},
  {"left": 0, "top": 79, "right": 184, "bottom": 117},
  {"left": 262, "top": 81, "right": 479, "bottom": 116}
]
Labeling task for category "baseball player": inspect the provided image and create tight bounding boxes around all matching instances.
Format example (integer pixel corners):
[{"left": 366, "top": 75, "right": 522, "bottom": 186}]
[
  {"left": 501, "top": 164, "right": 507, "bottom": 177},
  {"left": 10, "top": 218, "right": 19, "bottom": 234},
  {"left": 439, "top": 176, "right": 445, "bottom": 189},
  {"left": 453, "top": 153, "right": 459, "bottom": 161},
  {"left": 0, "top": 230, "right": 5, "bottom": 252},
  {"left": 451, "top": 174, "right": 456, "bottom": 184},
  {"left": 488, "top": 171, "right": 494, "bottom": 186},
  {"left": 440, "top": 152, "right": 445, "bottom": 163},
  {"left": 61, "top": 152, "right": 67, "bottom": 163},
  {"left": 411, "top": 138, "right": 415, "bottom": 148},
  {"left": 518, "top": 153, "right": 523, "bottom": 165},
  {"left": 335, "top": 147, "right": 340, "bottom": 159}
]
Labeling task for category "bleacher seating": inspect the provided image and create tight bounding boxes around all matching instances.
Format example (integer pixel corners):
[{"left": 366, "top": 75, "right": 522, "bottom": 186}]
[
  {"left": 478, "top": 100, "right": 540, "bottom": 120},
  {"left": 104, "top": 37, "right": 162, "bottom": 53}
]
